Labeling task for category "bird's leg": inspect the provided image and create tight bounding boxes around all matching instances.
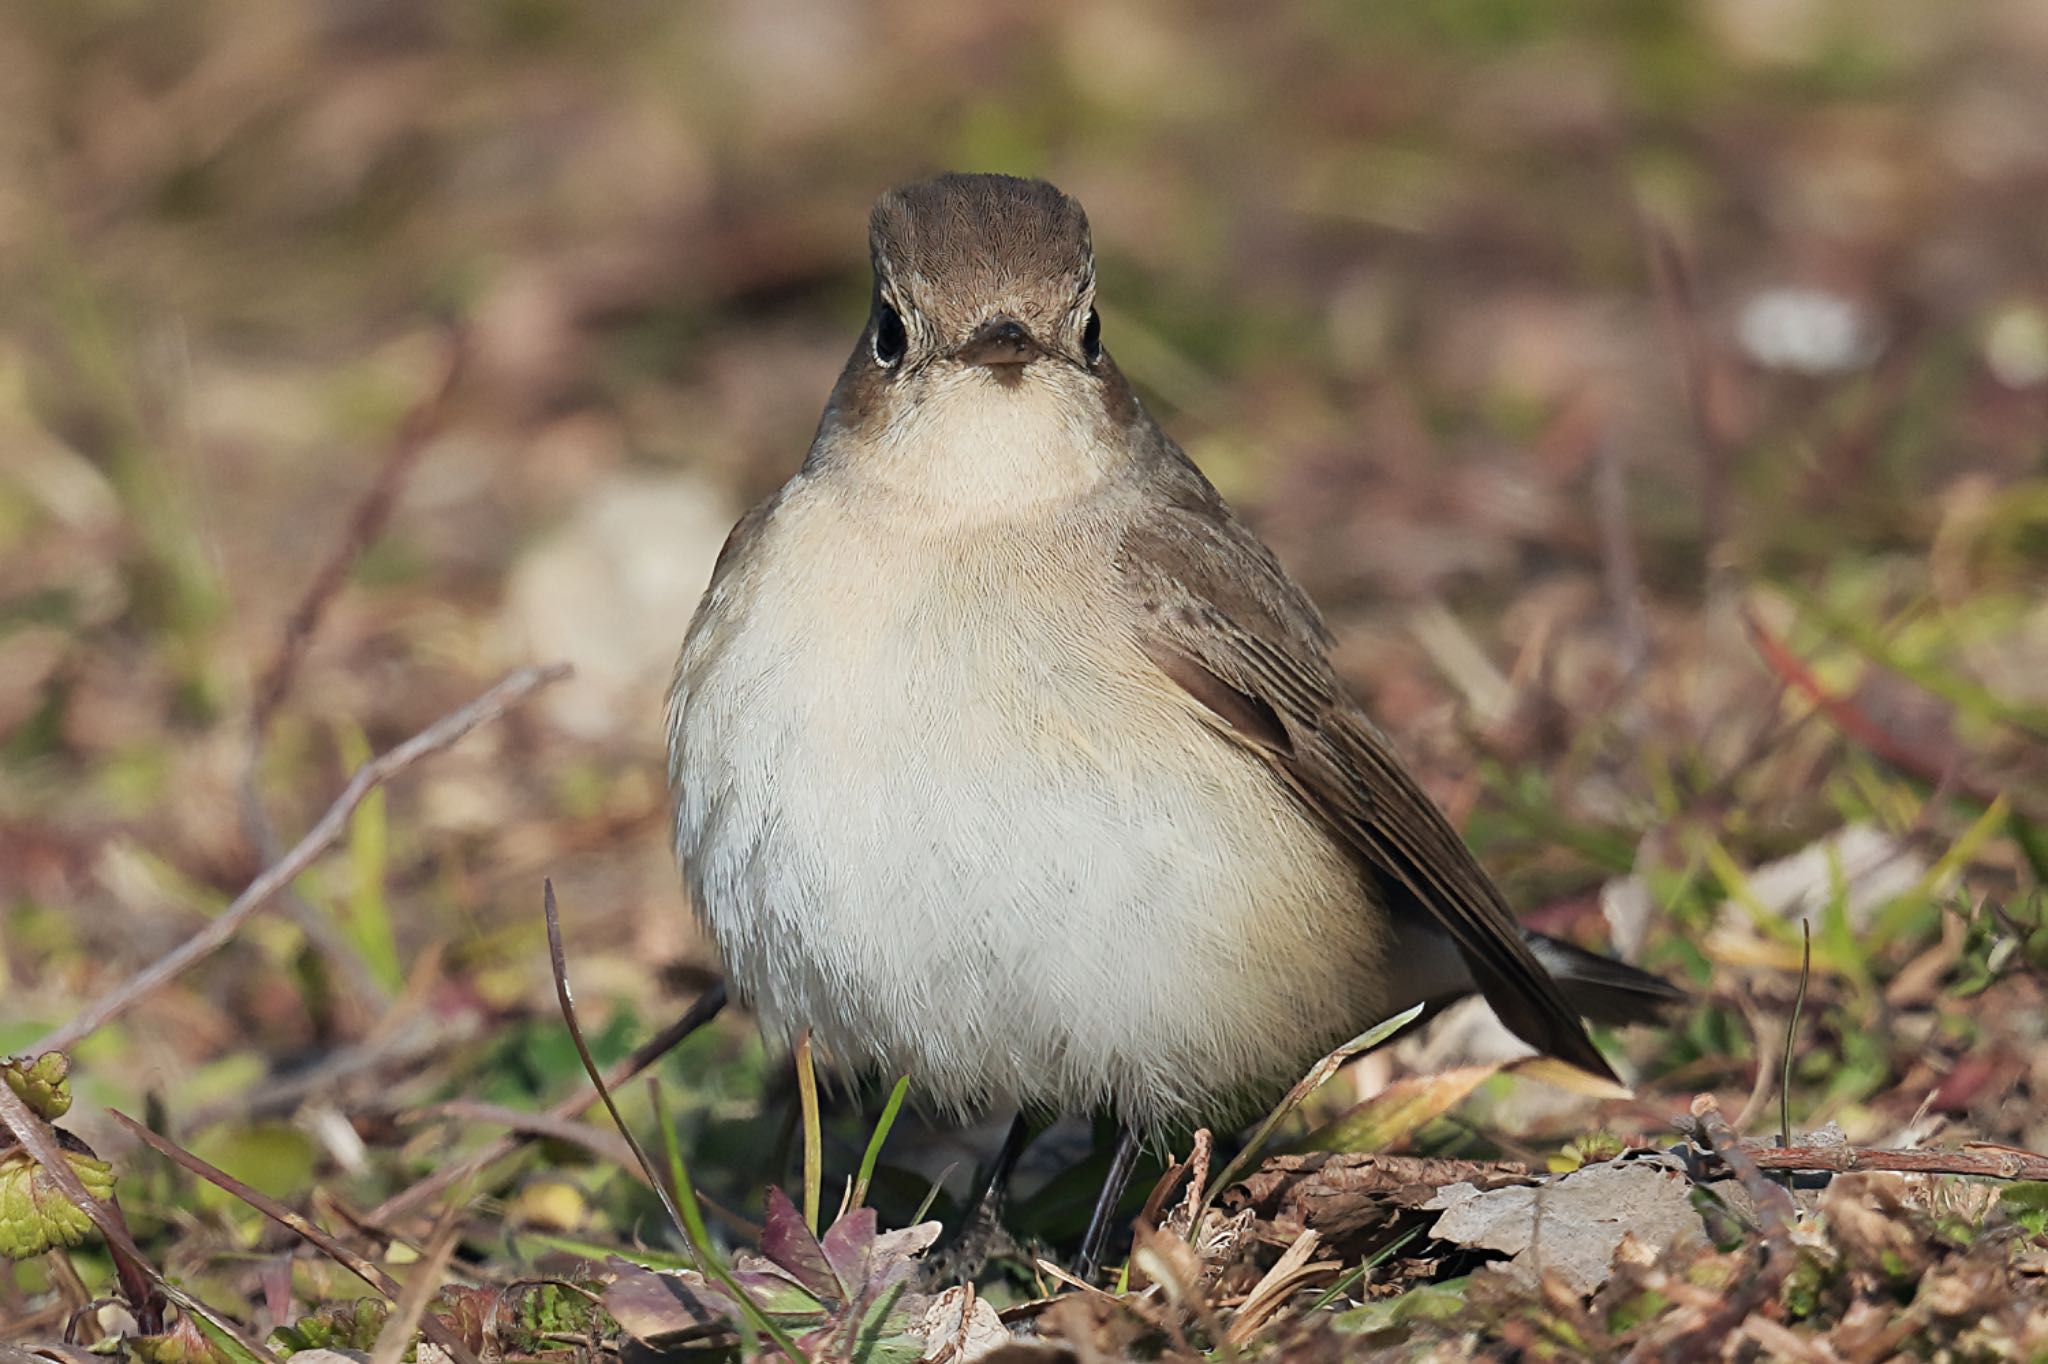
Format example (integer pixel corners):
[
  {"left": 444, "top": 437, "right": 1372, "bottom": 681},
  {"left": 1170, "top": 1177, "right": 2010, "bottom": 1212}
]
[
  {"left": 922, "top": 1113, "right": 1036, "bottom": 1284},
  {"left": 966, "top": 1112, "right": 1034, "bottom": 1223},
  {"left": 1074, "top": 1125, "right": 1142, "bottom": 1282},
  {"left": 937, "top": 1111, "right": 1033, "bottom": 1251}
]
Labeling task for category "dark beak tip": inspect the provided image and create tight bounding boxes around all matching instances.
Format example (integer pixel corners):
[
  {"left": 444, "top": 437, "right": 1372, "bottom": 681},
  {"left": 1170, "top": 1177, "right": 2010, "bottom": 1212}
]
[{"left": 957, "top": 316, "right": 1042, "bottom": 368}]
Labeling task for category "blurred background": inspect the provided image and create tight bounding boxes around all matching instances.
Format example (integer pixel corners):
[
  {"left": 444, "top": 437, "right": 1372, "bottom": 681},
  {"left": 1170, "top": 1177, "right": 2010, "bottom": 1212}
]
[{"left": 4, "top": 0, "right": 2048, "bottom": 1290}]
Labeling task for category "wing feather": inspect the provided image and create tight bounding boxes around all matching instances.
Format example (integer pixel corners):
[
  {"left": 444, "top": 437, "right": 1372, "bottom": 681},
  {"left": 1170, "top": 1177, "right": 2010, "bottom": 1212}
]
[{"left": 1115, "top": 456, "right": 1620, "bottom": 1083}]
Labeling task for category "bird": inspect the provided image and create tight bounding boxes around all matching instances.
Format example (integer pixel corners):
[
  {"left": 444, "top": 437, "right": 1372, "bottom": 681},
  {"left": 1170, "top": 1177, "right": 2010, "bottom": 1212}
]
[{"left": 666, "top": 171, "right": 1680, "bottom": 1276}]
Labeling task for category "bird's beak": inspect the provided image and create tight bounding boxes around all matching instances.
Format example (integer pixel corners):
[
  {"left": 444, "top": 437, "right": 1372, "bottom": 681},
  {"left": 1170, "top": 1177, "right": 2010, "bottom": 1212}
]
[{"left": 953, "top": 315, "right": 1043, "bottom": 368}]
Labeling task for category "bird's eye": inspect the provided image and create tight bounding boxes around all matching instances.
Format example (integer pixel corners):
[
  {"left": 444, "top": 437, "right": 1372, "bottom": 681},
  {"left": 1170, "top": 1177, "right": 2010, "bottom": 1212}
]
[
  {"left": 1081, "top": 308, "right": 1102, "bottom": 363},
  {"left": 873, "top": 303, "right": 907, "bottom": 367}
]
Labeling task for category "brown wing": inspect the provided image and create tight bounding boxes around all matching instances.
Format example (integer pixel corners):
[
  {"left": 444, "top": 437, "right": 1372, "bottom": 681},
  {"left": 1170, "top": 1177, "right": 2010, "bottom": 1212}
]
[{"left": 1115, "top": 455, "right": 1621, "bottom": 1084}]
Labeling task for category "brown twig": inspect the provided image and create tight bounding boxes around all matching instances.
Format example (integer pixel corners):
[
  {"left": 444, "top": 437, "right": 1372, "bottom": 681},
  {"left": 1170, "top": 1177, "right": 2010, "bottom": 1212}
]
[
  {"left": 368, "top": 977, "right": 727, "bottom": 1224},
  {"left": 109, "top": 1111, "right": 481, "bottom": 1364},
  {"left": 1643, "top": 1094, "right": 1799, "bottom": 1364},
  {"left": 1745, "top": 609, "right": 1933, "bottom": 775},
  {"left": 240, "top": 331, "right": 468, "bottom": 1017},
  {"left": 1140, "top": 1128, "right": 1212, "bottom": 1233},
  {"left": 249, "top": 332, "right": 468, "bottom": 734},
  {"left": 32, "top": 664, "right": 569, "bottom": 1056}
]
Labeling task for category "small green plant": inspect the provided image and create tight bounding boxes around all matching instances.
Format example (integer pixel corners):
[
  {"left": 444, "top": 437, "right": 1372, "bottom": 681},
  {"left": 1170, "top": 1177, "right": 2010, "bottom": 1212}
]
[
  {"left": 1549, "top": 1132, "right": 1628, "bottom": 1172},
  {"left": 1998, "top": 1182, "right": 2048, "bottom": 1239},
  {"left": 4, "top": 1052, "right": 74, "bottom": 1120},
  {"left": 0, "top": 1051, "right": 117, "bottom": 1261}
]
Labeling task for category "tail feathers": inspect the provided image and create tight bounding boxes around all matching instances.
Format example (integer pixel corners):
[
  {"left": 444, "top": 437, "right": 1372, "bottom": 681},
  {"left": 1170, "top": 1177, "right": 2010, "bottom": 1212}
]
[{"left": 1523, "top": 932, "right": 1687, "bottom": 1029}]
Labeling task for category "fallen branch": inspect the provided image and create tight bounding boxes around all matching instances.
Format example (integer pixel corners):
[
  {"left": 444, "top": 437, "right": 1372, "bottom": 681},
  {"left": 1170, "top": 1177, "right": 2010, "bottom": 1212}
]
[
  {"left": 32, "top": 663, "right": 570, "bottom": 1056},
  {"left": 1734, "top": 1140, "right": 2048, "bottom": 1182}
]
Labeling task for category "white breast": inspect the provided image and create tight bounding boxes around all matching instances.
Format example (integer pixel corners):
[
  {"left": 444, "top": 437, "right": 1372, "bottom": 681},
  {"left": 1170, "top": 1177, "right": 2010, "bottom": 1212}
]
[{"left": 669, "top": 479, "right": 1390, "bottom": 1131}]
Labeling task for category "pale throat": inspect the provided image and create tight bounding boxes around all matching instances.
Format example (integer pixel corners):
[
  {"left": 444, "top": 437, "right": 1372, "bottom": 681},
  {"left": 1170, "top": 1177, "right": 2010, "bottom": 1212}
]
[{"left": 830, "top": 367, "right": 1116, "bottom": 523}]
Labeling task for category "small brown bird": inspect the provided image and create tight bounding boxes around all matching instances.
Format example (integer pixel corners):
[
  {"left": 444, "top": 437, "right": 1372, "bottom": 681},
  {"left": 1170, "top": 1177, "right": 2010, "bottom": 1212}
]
[{"left": 667, "top": 172, "right": 1678, "bottom": 1272}]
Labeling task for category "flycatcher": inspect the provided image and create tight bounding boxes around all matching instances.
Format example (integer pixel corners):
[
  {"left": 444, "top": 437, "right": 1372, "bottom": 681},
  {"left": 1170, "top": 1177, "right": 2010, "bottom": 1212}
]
[{"left": 667, "top": 172, "right": 1678, "bottom": 1274}]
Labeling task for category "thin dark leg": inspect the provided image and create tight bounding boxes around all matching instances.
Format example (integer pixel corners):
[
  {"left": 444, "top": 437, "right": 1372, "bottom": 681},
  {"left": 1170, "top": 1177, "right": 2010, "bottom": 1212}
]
[
  {"left": 1074, "top": 1125, "right": 1142, "bottom": 1282},
  {"left": 933, "top": 1112, "right": 1033, "bottom": 1260},
  {"left": 969, "top": 1113, "right": 1034, "bottom": 1219}
]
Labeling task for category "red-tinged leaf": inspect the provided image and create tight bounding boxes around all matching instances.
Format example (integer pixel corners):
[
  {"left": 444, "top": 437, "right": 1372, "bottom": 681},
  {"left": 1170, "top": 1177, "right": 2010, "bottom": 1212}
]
[
  {"left": 760, "top": 1186, "right": 839, "bottom": 1301},
  {"left": 430, "top": 1284, "right": 494, "bottom": 1355},
  {"left": 602, "top": 1260, "right": 739, "bottom": 1341},
  {"left": 819, "top": 1205, "right": 877, "bottom": 1302}
]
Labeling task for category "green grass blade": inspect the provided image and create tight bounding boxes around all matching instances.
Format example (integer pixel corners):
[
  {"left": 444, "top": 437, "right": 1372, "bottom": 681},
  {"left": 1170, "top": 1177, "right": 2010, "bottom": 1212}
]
[
  {"left": 1309, "top": 1225, "right": 1422, "bottom": 1312},
  {"left": 851, "top": 1075, "right": 909, "bottom": 1211},
  {"left": 651, "top": 1076, "right": 716, "bottom": 1260}
]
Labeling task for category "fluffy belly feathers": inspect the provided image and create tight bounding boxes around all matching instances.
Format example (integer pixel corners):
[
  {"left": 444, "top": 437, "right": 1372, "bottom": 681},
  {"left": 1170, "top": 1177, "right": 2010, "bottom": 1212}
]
[{"left": 670, "top": 488, "right": 1388, "bottom": 1130}]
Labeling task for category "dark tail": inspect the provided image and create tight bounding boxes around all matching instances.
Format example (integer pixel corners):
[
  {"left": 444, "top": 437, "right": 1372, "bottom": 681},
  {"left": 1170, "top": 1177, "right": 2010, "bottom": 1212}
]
[{"left": 1523, "top": 932, "right": 1686, "bottom": 1028}]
